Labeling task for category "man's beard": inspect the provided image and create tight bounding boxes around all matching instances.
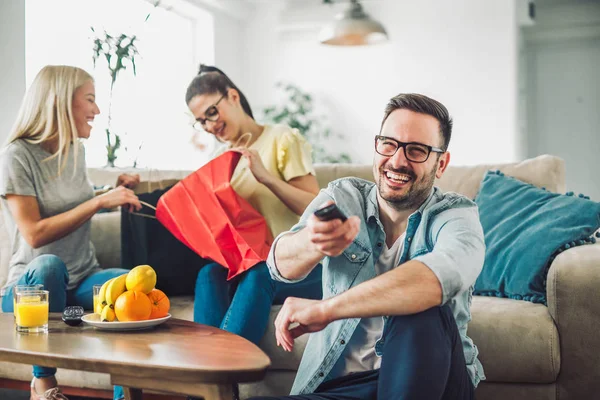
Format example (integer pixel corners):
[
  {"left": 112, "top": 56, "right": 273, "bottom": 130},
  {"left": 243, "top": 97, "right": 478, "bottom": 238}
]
[{"left": 377, "top": 164, "right": 436, "bottom": 211}]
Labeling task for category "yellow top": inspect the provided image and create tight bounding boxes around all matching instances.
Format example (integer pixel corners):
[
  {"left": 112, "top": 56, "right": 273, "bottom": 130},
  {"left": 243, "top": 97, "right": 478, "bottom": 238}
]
[{"left": 229, "top": 124, "right": 315, "bottom": 238}]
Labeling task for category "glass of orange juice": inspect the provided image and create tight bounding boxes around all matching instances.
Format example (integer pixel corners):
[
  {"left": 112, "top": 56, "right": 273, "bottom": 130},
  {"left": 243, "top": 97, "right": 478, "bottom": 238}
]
[
  {"left": 12, "top": 284, "right": 44, "bottom": 315},
  {"left": 93, "top": 284, "right": 102, "bottom": 314},
  {"left": 15, "top": 290, "right": 49, "bottom": 333}
]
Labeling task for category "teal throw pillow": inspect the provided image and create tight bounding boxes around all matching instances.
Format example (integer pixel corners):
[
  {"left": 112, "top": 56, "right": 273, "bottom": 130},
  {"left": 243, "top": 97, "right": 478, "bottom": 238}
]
[{"left": 474, "top": 171, "right": 600, "bottom": 305}]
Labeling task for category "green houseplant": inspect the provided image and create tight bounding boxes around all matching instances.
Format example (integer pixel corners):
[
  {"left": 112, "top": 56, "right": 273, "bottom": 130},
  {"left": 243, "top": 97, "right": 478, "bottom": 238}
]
[
  {"left": 262, "top": 83, "right": 352, "bottom": 163},
  {"left": 91, "top": 29, "right": 139, "bottom": 167},
  {"left": 90, "top": 2, "right": 158, "bottom": 167}
]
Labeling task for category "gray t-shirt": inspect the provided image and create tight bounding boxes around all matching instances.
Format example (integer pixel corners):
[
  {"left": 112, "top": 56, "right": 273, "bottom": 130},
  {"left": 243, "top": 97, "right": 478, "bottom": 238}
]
[{"left": 0, "top": 139, "right": 100, "bottom": 291}]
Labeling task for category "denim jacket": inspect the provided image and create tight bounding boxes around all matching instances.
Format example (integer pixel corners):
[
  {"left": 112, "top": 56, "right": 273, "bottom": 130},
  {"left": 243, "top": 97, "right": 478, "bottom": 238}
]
[{"left": 267, "top": 178, "right": 486, "bottom": 395}]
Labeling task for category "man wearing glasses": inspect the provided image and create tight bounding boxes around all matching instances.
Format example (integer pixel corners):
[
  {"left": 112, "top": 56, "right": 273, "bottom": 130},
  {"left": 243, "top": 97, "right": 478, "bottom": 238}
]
[{"left": 250, "top": 94, "right": 485, "bottom": 400}]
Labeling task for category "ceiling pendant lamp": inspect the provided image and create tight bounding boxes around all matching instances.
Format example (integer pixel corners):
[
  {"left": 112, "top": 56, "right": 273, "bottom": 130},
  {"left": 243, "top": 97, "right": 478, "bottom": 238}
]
[{"left": 319, "top": 0, "right": 389, "bottom": 46}]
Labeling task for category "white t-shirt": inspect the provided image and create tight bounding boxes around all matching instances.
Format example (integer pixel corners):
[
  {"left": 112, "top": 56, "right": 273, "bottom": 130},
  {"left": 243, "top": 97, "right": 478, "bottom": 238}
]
[{"left": 327, "top": 233, "right": 406, "bottom": 379}]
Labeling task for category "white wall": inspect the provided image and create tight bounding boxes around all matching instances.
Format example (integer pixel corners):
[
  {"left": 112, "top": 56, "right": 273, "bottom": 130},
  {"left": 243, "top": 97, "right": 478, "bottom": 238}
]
[
  {"left": 523, "top": 1, "right": 600, "bottom": 200},
  {"left": 1, "top": 0, "right": 522, "bottom": 167},
  {"left": 212, "top": 10, "right": 246, "bottom": 97},
  {"left": 237, "top": 0, "right": 519, "bottom": 165},
  {"left": 0, "top": 0, "right": 25, "bottom": 144}
]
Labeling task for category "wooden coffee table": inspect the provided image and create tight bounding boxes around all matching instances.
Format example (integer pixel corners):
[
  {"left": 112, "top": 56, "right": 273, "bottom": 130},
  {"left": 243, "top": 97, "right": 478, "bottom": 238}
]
[{"left": 0, "top": 313, "right": 270, "bottom": 400}]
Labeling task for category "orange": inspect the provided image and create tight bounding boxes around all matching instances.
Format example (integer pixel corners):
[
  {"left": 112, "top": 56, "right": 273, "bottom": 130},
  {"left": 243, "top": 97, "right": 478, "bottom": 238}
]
[
  {"left": 147, "top": 289, "right": 170, "bottom": 319},
  {"left": 114, "top": 291, "right": 152, "bottom": 322}
]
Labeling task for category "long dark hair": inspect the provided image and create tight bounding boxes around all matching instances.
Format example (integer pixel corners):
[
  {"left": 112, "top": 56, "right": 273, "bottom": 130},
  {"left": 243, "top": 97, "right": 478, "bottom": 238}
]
[{"left": 185, "top": 64, "right": 254, "bottom": 119}]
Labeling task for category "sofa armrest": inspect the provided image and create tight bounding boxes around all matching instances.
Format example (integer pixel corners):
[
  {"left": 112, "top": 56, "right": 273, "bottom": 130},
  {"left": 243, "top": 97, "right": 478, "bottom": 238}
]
[
  {"left": 547, "top": 241, "right": 600, "bottom": 399},
  {"left": 90, "top": 211, "right": 122, "bottom": 269}
]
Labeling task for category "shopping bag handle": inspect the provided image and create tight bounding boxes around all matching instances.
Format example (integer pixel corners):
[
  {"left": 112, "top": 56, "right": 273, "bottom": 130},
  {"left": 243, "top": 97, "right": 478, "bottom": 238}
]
[
  {"left": 233, "top": 132, "right": 252, "bottom": 148},
  {"left": 129, "top": 200, "right": 157, "bottom": 219}
]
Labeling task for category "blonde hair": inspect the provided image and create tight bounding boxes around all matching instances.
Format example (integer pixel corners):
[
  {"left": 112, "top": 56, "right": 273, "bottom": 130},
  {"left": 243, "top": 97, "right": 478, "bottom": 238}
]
[{"left": 6, "top": 65, "right": 94, "bottom": 174}]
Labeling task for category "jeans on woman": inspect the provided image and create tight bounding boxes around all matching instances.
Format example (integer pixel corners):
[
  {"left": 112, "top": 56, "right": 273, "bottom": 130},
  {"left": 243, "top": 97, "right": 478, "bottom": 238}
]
[
  {"left": 194, "top": 262, "right": 322, "bottom": 346},
  {"left": 1, "top": 254, "right": 129, "bottom": 380}
]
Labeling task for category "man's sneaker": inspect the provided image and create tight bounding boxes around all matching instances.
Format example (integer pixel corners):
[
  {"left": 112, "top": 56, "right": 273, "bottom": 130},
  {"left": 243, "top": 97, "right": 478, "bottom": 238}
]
[{"left": 30, "top": 378, "right": 69, "bottom": 400}]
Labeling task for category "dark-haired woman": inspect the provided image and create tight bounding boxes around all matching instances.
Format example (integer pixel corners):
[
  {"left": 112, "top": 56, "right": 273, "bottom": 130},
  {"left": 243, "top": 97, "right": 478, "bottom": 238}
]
[{"left": 185, "top": 65, "right": 322, "bottom": 345}]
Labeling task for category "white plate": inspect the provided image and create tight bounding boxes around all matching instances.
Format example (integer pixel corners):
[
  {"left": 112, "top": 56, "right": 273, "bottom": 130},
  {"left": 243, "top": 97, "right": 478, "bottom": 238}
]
[{"left": 81, "top": 313, "right": 171, "bottom": 331}]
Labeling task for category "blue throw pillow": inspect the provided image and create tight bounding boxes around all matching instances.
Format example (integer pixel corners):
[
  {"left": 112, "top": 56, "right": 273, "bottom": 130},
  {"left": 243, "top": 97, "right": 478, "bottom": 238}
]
[{"left": 474, "top": 171, "right": 600, "bottom": 305}]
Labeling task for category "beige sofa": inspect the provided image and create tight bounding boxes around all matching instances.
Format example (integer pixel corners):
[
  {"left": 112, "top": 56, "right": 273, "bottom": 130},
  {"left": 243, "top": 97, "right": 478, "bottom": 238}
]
[{"left": 1, "top": 155, "right": 599, "bottom": 400}]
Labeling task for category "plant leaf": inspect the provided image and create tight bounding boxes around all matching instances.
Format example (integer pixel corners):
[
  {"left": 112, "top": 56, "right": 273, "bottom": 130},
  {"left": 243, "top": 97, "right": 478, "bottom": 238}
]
[{"left": 261, "top": 82, "right": 352, "bottom": 163}]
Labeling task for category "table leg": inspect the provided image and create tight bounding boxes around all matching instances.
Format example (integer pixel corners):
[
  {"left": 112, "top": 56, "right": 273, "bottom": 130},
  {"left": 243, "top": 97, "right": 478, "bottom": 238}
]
[{"left": 123, "top": 387, "right": 143, "bottom": 400}]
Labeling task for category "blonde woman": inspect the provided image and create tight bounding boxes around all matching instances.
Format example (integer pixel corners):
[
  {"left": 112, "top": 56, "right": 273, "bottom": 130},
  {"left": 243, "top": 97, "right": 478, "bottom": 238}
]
[{"left": 0, "top": 65, "right": 141, "bottom": 400}]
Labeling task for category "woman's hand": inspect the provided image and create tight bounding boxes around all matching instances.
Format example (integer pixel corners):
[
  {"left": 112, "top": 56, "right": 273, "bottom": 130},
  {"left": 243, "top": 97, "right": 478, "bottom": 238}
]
[
  {"left": 97, "top": 186, "right": 142, "bottom": 211},
  {"left": 231, "top": 148, "right": 273, "bottom": 184},
  {"left": 116, "top": 173, "right": 140, "bottom": 189}
]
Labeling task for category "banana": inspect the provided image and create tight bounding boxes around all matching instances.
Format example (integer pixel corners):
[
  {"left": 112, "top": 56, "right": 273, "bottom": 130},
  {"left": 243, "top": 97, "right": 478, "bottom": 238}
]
[
  {"left": 94, "top": 300, "right": 104, "bottom": 315},
  {"left": 105, "top": 273, "right": 128, "bottom": 309},
  {"left": 100, "top": 304, "right": 116, "bottom": 322},
  {"left": 97, "top": 277, "right": 116, "bottom": 309}
]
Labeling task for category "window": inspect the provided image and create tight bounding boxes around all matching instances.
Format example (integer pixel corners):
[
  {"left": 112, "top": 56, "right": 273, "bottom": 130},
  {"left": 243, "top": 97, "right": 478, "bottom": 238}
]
[{"left": 25, "top": 0, "right": 215, "bottom": 170}]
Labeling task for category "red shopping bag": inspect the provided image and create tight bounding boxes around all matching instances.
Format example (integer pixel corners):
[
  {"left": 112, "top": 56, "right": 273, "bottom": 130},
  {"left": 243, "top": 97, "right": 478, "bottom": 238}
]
[{"left": 155, "top": 150, "right": 273, "bottom": 280}]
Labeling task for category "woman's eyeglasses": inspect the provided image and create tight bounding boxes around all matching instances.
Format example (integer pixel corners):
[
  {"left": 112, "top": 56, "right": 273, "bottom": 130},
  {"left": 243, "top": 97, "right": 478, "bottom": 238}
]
[{"left": 192, "top": 93, "right": 226, "bottom": 131}]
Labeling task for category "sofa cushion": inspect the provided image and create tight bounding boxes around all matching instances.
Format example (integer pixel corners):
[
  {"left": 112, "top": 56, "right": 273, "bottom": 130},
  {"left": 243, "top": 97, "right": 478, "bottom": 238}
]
[
  {"left": 474, "top": 171, "right": 600, "bottom": 304},
  {"left": 435, "top": 155, "right": 565, "bottom": 199},
  {"left": 90, "top": 211, "right": 122, "bottom": 269},
  {"left": 86, "top": 168, "right": 191, "bottom": 188},
  {"left": 314, "top": 163, "right": 373, "bottom": 188},
  {"left": 470, "top": 296, "right": 560, "bottom": 383}
]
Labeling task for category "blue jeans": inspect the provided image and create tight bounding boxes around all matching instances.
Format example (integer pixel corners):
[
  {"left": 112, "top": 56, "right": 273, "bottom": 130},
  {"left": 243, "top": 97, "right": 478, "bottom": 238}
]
[
  {"left": 1, "top": 255, "right": 128, "bottom": 380},
  {"left": 248, "top": 305, "right": 474, "bottom": 400},
  {"left": 194, "top": 262, "right": 322, "bottom": 346}
]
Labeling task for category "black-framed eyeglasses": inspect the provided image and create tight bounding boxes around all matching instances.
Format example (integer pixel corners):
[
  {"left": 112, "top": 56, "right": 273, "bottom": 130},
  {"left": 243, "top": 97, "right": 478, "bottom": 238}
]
[
  {"left": 374, "top": 135, "right": 444, "bottom": 163},
  {"left": 192, "top": 93, "right": 226, "bottom": 131}
]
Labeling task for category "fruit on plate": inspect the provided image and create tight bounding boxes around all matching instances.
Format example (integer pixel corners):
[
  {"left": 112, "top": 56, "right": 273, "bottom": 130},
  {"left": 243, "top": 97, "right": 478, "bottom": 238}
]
[
  {"left": 126, "top": 265, "right": 157, "bottom": 294},
  {"left": 105, "top": 273, "right": 128, "bottom": 308},
  {"left": 94, "top": 265, "right": 170, "bottom": 323},
  {"left": 97, "top": 276, "right": 116, "bottom": 310},
  {"left": 114, "top": 290, "right": 152, "bottom": 322},
  {"left": 147, "top": 289, "right": 170, "bottom": 319},
  {"left": 100, "top": 304, "right": 116, "bottom": 322},
  {"left": 94, "top": 299, "right": 104, "bottom": 315}
]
